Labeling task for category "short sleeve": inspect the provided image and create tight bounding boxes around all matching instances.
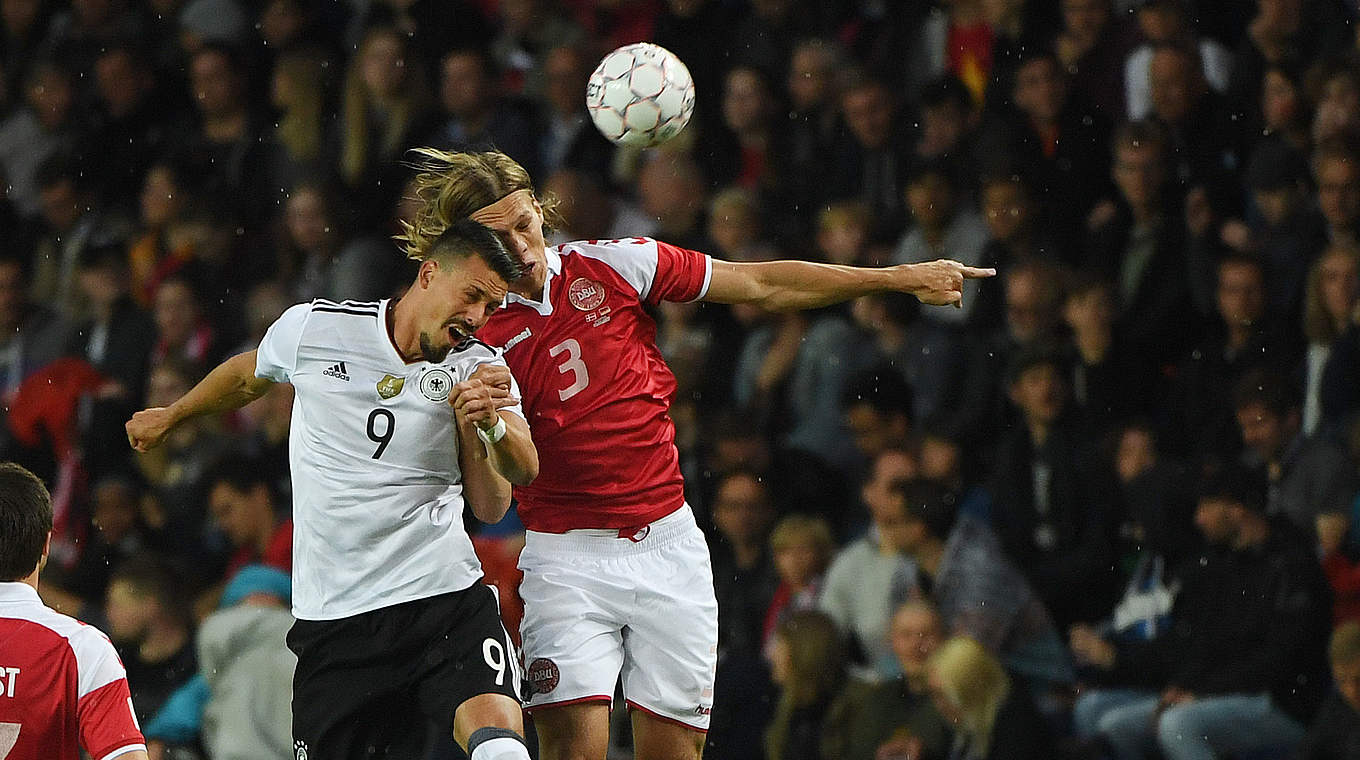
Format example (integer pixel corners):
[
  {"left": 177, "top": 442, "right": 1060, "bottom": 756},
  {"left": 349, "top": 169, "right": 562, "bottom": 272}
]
[
  {"left": 76, "top": 635, "right": 145, "bottom": 760},
  {"left": 255, "top": 303, "right": 311, "bottom": 382},
  {"left": 648, "top": 240, "right": 712, "bottom": 305}
]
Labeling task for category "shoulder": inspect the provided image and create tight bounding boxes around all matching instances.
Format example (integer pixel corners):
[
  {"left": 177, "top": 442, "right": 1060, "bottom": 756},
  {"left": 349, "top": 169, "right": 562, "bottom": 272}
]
[
  {"left": 308, "top": 299, "right": 382, "bottom": 317},
  {"left": 449, "top": 336, "right": 499, "bottom": 362}
]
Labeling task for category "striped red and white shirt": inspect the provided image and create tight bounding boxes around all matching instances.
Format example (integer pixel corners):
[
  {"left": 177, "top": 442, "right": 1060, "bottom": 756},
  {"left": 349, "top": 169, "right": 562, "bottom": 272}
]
[{"left": 0, "top": 582, "right": 145, "bottom": 760}]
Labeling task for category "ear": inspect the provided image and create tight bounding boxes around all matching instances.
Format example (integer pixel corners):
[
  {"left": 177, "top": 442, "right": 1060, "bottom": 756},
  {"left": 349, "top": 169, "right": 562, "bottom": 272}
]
[
  {"left": 418, "top": 259, "right": 439, "bottom": 289},
  {"left": 38, "top": 531, "right": 51, "bottom": 573}
]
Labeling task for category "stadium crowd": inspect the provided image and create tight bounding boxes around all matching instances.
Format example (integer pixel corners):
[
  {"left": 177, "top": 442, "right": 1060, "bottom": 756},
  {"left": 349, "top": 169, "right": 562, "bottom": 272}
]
[{"left": 6, "top": 0, "right": 1360, "bottom": 757}]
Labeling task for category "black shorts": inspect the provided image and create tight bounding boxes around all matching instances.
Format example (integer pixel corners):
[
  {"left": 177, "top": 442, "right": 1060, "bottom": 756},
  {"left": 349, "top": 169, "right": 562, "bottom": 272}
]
[{"left": 286, "top": 582, "right": 521, "bottom": 760}]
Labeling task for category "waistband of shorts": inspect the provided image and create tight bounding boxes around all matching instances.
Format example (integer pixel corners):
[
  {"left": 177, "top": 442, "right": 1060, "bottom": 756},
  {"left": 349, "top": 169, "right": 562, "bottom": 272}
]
[{"left": 524, "top": 506, "right": 698, "bottom": 556}]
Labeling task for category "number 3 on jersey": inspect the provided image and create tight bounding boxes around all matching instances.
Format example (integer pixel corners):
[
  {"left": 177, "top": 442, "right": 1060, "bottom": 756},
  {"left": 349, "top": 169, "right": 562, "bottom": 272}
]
[{"left": 549, "top": 339, "right": 589, "bottom": 401}]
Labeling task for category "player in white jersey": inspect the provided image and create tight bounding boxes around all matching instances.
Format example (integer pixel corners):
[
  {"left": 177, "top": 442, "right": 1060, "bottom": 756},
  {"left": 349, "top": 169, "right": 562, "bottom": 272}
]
[{"left": 126, "top": 220, "right": 538, "bottom": 760}]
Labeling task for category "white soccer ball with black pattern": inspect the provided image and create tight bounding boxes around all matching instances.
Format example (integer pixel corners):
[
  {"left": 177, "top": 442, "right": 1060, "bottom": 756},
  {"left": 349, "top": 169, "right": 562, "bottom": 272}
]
[{"left": 586, "top": 43, "right": 695, "bottom": 148}]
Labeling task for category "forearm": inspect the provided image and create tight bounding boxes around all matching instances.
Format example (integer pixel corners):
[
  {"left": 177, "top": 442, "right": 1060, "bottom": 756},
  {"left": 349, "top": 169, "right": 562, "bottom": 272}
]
[
  {"left": 167, "top": 352, "right": 272, "bottom": 425},
  {"left": 482, "top": 412, "right": 537, "bottom": 486},
  {"left": 457, "top": 420, "right": 512, "bottom": 524},
  {"left": 706, "top": 260, "right": 910, "bottom": 311}
]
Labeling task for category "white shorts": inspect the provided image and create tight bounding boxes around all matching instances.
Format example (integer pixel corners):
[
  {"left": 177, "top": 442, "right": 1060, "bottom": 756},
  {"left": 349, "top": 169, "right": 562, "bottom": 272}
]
[{"left": 517, "top": 506, "right": 718, "bottom": 731}]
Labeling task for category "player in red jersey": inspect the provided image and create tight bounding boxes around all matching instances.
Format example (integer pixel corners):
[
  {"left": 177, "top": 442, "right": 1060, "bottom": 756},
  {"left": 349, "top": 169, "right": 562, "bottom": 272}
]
[
  {"left": 400, "top": 149, "right": 993, "bottom": 760},
  {"left": 0, "top": 462, "right": 148, "bottom": 760}
]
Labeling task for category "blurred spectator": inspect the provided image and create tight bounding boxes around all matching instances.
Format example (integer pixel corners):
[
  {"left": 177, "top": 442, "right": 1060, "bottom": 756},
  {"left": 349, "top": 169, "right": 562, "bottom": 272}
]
[
  {"left": 30, "top": 153, "right": 132, "bottom": 322},
  {"left": 989, "top": 345, "right": 1122, "bottom": 629},
  {"left": 822, "top": 600, "right": 952, "bottom": 760},
  {"left": 1084, "top": 120, "right": 1194, "bottom": 366},
  {"left": 926, "top": 635, "right": 1054, "bottom": 760},
  {"left": 852, "top": 292, "right": 960, "bottom": 425},
  {"left": 105, "top": 554, "right": 197, "bottom": 725},
  {"left": 977, "top": 50, "right": 1111, "bottom": 253},
  {"left": 709, "top": 64, "right": 786, "bottom": 198},
  {"left": 814, "top": 201, "right": 884, "bottom": 267},
  {"left": 128, "top": 159, "right": 201, "bottom": 308},
  {"left": 764, "top": 610, "right": 846, "bottom": 760},
  {"left": 1320, "top": 502, "right": 1360, "bottom": 624},
  {"left": 67, "top": 244, "right": 156, "bottom": 478},
  {"left": 893, "top": 479, "right": 1073, "bottom": 687},
  {"left": 1052, "top": 0, "right": 1131, "bottom": 121},
  {"left": 970, "top": 173, "right": 1062, "bottom": 332},
  {"left": 1146, "top": 42, "right": 1248, "bottom": 209},
  {"left": 343, "top": 0, "right": 489, "bottom": 80},
  {"left": 143, "top": 564, "right": 295, "bottom": 760},
  {"left": 1233, "top": 368, "right": 1357, "bottom": 536},
  {"left": 1123, "top": 0, "right": 1232, "bottom": 121},
  {"left": 184, "top": 42, "right": 283, "bottom": 231},
  {"left": 1294, "top": 620, "right": 1360, "bottom": 758},
  {"left": 536, "top": 44, "right": 613, "bottom": 179},
  {"left": 87, "top": 45, "right": 178, "bottom": 216},
  {"left": 1312, "top": 135, "right": 1360, "bottom": 249},
  {"left": 762, "top": 515, "right": 834, "bottom": 651},
  {"left": 39, "top": 474, "right": 153, "bottom": 619},
  {"left": 0, "top": 58, "right": 75, "bottom": 217},
  {"left": 912, "top": 75, "right": 979, "bottom": 193},
  {"left": 783, "top": 39, "right": 846, "bottom": 223},
  {"left": 0, "top": 0, "right": 52, "bottom": 102},
  {"left": 428, "top": 47, "right": 538, "bottom": 175},
  {"left": 1226, "top": 0, "right": 1346, "bottom": 126},
  {"left": 841, "top": 367, "right": 914, "bottom": 467},
  {"left": 1309, "top": 59, "right": 1360, "bottom": 147},
  {"left": 0, "top": 256, "right": 72, "bottom": 458},
  {"left": 1303, "top": 245, "right": 1360, "bottom": 439},
  {"left": 706, "top": 186, "right": 776, "bottom": 262},
  {"left": 1259, "top": 60, "right": 1311, "bottom": 153},
  {"left": 151, "top": 274, "right": 220, "bottom": 368},
  {"left": 1062, "top": 274, "right": 1157, "bottom": 430},
  {"left": 205, "top": 454, "right": 292, "bottom": 578},
  {"left": 1171, "top": 252, "right": 1301, "bottom": 456},
  {"left": 543, "top": 167, "right": 653, "bottom": 244},
  {"left": 828, "top": 72, "right": 912, "bottom": 242},
  {"left": 278, "top": 181, "right": 398, "bottom": 303},
  {"left": 709, "top": 469, "right": 778, "bottom": 660},
  {"left": 636, "top": 151, "right": 712, "bottom": 249},
  {"left": 1085, "top": 462, "right": 1331, "bottom": 760},
  {"left": 339, "top": 27, "right": 433, "bottom": 227},
  {"left": 892, "top": 159, "right": 989, "bottom": 326},
  {"left": 487, "top": 0, "right": 584, "bottom": 97},
  {"left": 819, "top": 447, "right": 917, "bottom": 680},
  {"left": 1111, "top": 421, "right": 1199, "bottom": 567},
  {"left": 268, "top": 48, "right": 337, "bottom": 187}
]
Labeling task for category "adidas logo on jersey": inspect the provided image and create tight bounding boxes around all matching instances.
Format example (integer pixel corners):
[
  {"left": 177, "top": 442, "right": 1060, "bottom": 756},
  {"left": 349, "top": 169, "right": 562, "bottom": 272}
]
[{"left": 323, "top": 361, "right": 350, "bottom": 381}]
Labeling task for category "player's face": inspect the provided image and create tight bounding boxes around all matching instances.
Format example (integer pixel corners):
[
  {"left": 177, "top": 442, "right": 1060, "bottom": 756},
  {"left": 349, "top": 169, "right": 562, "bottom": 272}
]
[
  {"left": 472, "top": 189, "right": 549, "bottom": 296},
  {"left": 418, "top": 254, "right": 508, "bottom": 362}
]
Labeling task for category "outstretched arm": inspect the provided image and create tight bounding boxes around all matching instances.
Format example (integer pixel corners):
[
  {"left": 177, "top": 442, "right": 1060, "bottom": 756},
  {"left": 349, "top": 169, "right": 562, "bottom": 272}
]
[
  {"left": 703, "top": 258, "right": 995, "bottom": 312},
  {"left": 126, "top": 351, "right": 274, "bottom": 451}
]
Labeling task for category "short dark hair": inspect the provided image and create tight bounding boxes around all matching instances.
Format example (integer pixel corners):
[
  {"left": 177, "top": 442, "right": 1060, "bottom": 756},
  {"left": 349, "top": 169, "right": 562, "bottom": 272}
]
[
  {"left": 0, "top": 463, "right": 53, "bottom": 582},
  {"left": 109, "top": 554, "right": 188, "bottom": 620},
  {"left": 426, "top": 219, "right": 523, "bottom": 283},
  {"left": 890, "top": 478, "right": 958, "bottom": 539},
  {"left": 919, "top": 74, "right": 973, "bottom": 112},
  {"left": 1197, "top": 458, "right": 1268, "bottom": 512},
  {"left": 1005, "top": 341, "right": 1068, "bottom": 387},
  {"left": 207, "top": 453, "right": 273, "bottom": 498},
  {"left": 842, "top": 364, "right": 915, "bottom": 421}
]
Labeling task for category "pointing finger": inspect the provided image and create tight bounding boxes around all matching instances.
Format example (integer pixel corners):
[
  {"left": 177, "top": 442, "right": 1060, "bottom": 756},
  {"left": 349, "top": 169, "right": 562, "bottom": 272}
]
[{"left": 960, "top": 267, "right": 997, "bottom": 278}]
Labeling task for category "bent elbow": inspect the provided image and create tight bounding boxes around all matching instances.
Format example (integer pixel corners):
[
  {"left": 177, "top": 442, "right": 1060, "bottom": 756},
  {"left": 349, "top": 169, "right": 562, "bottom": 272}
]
[
  {"left": 511, "top": 454, "right": 539, "bottom": 486},
  {"left": 472, "top": 495, "right": 512, "bottom": 524}
]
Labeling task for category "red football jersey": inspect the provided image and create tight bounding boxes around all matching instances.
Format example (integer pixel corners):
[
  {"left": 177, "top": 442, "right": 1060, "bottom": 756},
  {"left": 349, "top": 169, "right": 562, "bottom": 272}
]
[
  {"left": 0, "top": 583, "right": 145, "bottom": 760},
  {"left": 478, "top": 238, "right": 711, "bottom": 532}
]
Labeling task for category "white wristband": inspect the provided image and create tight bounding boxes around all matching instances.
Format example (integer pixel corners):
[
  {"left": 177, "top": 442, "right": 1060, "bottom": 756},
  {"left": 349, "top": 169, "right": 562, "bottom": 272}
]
[{"left": 476, "top": 416, "right": 508, "bottom": 445}]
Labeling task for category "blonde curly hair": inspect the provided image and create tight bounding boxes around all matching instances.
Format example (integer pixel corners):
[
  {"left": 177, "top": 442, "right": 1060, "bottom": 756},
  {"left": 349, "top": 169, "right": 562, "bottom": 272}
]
[{"left": 396, "top": 148, "right": 561, "bottom": 261}]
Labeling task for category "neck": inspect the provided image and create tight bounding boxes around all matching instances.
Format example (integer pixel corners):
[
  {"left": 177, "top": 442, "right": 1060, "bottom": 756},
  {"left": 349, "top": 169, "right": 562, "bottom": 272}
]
[
  {"left": 1028, "top": 419, "right": 1051, "bottom": 447},
  {"left": 914, "top": 538, "right": 946, "bottom": 577},
  {"left": 1073, "top": 326, "right": 1112, "bottom": 363},
  {"left": 19, "top": 566, "right": 39, "bottom": 590},
  {"left": 1130, "top": 204, "right": 1156, "bottom": 224},
  {"left": 733, "top": 542, "right": 762, "bottom": 569},
  {"left": 1226, "top": 322, "right": 1254, "bottom": 352},
  {"left": 140, "top": 620, "right": 187, "bottom": 664},
  {"left": 203, "top": 111, "right": 247, "bottom": 142},
  {"left": 388, "top": 298, "right": 421, "bottom": 362},
  {"left": 253, "top": 516, "right": 277, "bottom": 554}
]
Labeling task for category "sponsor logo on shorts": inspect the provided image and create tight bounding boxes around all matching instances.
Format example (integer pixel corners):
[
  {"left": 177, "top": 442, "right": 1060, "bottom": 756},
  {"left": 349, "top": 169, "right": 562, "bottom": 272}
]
[
  {"left": 694, "top": 705, "right": 712, "bottom": 716},
  {"left": 527, "top": 657, "right": 560, "bottom": 694},
  {"left": 568, "top": 278, "right": 607, "bottom": 311},
  {"left": 293, "top": 740, "right": 309, "bottom": 760}
]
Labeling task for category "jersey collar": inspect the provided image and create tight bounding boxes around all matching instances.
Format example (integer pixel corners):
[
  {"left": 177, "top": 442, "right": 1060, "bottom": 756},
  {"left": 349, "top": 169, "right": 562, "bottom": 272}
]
[
  {"left": 0, "top": 582, "right": 40, "bottom": 604},
  {"left": 504, "top": 246, "right": 561, "bottom": 316}
]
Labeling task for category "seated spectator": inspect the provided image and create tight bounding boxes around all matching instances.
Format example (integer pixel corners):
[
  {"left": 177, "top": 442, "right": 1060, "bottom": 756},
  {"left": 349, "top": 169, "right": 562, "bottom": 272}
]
[
  {"left": 151, "top": 274, "right": 221, "bottom": 369},
  {"left": 1295, "top": 621, "right": 1360, "bottom": 759},
  {"left": 0, "top": 59, "right": 78, "bottom": 218},
  {"left": 822, "top": 601, "right": 953, "bottom": 760},
  {"left": 819, "top": 447, "right": 918, "bottom": 680},
  {"left": 1307, "top": 246, "right": 1360, "bottom": 442},
  {"left": 1313, "top": 136, "right": 1360, "bottom": 250},
  {"left": 892, "top": 158, "right": 990, "bottom": 326},
  {"left": 143, "top": 564, "right": 296, "bottom": 760},
  {"left": 826, "top": 72, "right": 913, "bottom": 243},
  {"left": 104, "top": 554, "right": 197, "bottom": 725},
  {"left": 0, "top": 256, "right": 72, "bottom": 461},
  {"left": 1233, "top": 368, "right": 1356, "bottom": 536},
  {"left": 39, "top": 475, "right": 155, "bottom": 620},
  {"left": 762, "top": 515, "right": 835, "bottom": 651},
  {"left": 1172, "top": 253, "right": 1302, "bottom": 457},
  {"left": 1061, "top": 274, "right": 1158, "bottom": 432},
  {"left": 969, "top": 173, "right": 1064, "bottom": 332},
  {"left": 536, "top": 45, "right": 613, "bottom": 180},
  {"left": 893, "top": 479, "right": 1074, "bottom": 686},
  {"left": 764, "top": 611, "right": 847, "bottom": 760},
  {"left": 205, "top": 454, "right": 293, "bottom": 578},
  {"left": 1123, "top": 0, "right": 1232, "bottom": 121},
  {"left": 1111, "top": 421, "right": 1199, "bottom": 568},
  {"left": 427, "top": 47, "right": 538, "bottom": 175},
  {"left": 1320, "top": 505, "right": 1360, "bottom": 625},
  {"left": 1084, "top": 463, "right": 1331, "bottom": 760},
  {"left": 127, "top": 159, "right": 201, "bottom": 308},
  {"left": 710, "top": 470, "right": 778, "bottom": 660},
  {"left": 277, "top": 181, "right": 399, "bottom": 303},
  {"left": 852, "top": 292, "right": 961, "bottom": 425},
  {"left": 989, "top": 345, "right": 1122, "bottom": 629},
  {"left": 841, "top": 367, "right": 915, "bottom": 468},
  {"left": 926, "top": 636, "right": 1054, "bottom": 760},
  {"left": 541, "top": 167, "right": 653, "bottom": 244},
  {"left": 1052, "top": 0, "right": 1131, "bottom": 121},
  {"left": 1259, "top": 61, "right": 1310, "bottom": 154}
]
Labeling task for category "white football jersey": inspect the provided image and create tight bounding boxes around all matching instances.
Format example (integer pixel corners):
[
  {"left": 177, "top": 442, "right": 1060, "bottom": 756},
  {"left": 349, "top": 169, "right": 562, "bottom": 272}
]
[{"left": 255, "top": 298, "right": 524, "bottom": 620}]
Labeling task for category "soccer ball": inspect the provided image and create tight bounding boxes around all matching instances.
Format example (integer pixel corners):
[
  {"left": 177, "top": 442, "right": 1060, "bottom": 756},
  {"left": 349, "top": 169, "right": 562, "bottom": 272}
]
[{"left": 586, "top": 43, "right": 696, "bottom": 148}]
